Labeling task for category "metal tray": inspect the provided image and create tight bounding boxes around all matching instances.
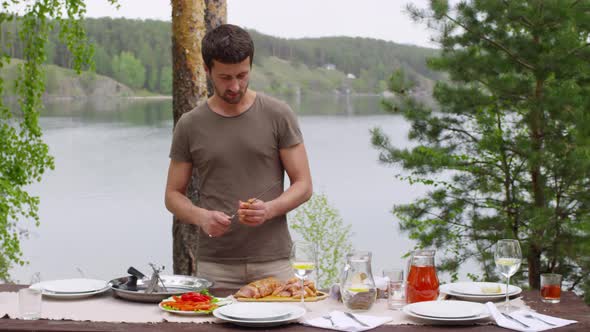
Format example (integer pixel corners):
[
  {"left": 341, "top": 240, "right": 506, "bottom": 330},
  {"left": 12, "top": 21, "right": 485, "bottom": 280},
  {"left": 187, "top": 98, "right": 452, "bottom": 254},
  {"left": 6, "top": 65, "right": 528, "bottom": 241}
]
[{"left": 109, "top": 274, "right": 213, "bottom": 303}]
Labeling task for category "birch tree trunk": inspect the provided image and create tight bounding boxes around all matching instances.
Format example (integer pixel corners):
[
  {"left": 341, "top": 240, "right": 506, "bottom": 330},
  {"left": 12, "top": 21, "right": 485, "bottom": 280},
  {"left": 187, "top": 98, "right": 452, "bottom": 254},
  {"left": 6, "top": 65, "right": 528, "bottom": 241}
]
[
  {"left": 171, "top": 0, "right": 206, "bottom": 276},
  {"left": 170, "top": 0, "right": 226, "bottom": 276},
  {"left": 204, "top": 0, "right": 227, "bottom": 96}
]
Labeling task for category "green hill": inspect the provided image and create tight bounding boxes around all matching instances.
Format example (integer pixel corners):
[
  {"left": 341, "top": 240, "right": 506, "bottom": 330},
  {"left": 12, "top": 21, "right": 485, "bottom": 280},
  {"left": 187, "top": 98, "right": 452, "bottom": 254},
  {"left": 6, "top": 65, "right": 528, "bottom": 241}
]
[
  {"left": 1, "top": 17, "right": 440, "bottom": 97},
  {"left": 248, "top": 30, "right": 441, "bottom": 93},
  {"left": 0, "top": 59, "right": 135, "bottom": 100}
]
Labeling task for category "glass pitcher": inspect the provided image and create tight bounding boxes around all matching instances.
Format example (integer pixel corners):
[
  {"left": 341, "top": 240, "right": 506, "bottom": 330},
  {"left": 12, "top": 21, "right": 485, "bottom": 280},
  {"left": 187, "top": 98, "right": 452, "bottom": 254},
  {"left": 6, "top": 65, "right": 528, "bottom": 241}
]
[
  {"left": 340, "top": 251, "right": 377, "bottom": 311},
  {"left": 406, "top": 249, "right": 439, "bottom": 303}
]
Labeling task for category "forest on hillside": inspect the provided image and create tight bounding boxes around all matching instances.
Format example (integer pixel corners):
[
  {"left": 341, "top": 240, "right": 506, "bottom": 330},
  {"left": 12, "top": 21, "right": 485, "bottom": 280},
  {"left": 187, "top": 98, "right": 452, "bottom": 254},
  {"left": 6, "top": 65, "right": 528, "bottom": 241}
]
[{"left": 0, "top": 17, "right": 440, "bottom": 95}]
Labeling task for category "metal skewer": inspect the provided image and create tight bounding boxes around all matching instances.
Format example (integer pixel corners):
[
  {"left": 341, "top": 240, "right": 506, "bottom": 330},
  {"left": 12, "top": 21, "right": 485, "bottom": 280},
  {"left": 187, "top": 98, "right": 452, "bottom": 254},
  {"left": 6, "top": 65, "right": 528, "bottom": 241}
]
[{"left": 229, "top": 180, "right": 282, "bottom": 219}]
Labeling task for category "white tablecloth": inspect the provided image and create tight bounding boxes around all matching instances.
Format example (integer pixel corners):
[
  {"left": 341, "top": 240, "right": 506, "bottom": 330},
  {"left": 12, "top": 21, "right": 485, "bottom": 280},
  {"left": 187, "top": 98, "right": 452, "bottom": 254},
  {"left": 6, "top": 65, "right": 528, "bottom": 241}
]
[{"left": 0, "top": 290, "right": 530, "bottom": 325}]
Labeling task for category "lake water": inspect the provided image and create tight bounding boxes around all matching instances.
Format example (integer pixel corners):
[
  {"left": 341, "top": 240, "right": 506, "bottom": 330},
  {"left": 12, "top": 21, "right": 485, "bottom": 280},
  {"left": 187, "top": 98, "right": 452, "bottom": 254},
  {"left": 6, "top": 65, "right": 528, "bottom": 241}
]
[{"left": 9, "top": 94, "right": 475, "bottom": 284}]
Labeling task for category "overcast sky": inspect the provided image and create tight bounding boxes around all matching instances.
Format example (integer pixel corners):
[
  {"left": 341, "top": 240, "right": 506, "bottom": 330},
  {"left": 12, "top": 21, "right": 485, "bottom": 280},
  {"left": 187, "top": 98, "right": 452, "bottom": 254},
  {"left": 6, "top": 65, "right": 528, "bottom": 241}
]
[{"left": 83, "top": 0, "right": 436, "bottom": 48}]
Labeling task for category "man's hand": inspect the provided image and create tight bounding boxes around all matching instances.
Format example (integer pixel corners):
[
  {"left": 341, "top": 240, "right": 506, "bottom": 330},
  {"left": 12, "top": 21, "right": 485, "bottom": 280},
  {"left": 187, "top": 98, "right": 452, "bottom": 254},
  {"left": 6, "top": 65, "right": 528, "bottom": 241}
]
[
  {"left": 238, "top": 199, "right": 273, "bottom": 226},
  {"left": 200, "top": 210, "right": 232, "bottom": 237}
]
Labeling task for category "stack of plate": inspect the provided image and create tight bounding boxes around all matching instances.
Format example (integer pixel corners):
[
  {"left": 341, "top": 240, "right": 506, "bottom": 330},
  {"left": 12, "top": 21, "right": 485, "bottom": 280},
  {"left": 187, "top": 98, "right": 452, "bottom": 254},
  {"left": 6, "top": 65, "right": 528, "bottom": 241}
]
[
  {"left": 440, "top": 282, "right": 522, "bottom": 301},
  {"left": 31, "top": 278, "right": 109, "bottom": 299},
  {"left": 213, "top": 302, "right": 305, "bottom": 327},
  {"left": 403, "top": 300, "right": 490, "bottom": 323}
]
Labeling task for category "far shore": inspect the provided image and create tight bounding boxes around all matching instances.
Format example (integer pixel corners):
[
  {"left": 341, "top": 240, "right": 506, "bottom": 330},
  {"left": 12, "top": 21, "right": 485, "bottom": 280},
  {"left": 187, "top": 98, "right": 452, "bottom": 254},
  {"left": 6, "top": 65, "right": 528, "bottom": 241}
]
[
  {"left": 39, "top": 91, "right": 388, "bottom": 102},
  {"left": 124, "top": 95, "right": 172, "bottom": 100},
  {"left": 42, "top": 95, "right": 172, "bottom": 102}
]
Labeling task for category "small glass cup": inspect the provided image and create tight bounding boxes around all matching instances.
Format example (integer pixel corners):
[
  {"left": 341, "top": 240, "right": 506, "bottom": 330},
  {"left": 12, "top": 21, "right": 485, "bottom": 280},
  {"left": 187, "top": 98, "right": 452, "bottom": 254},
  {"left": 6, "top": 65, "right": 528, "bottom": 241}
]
[
  {"left": 383, "top": 268, "right": 405, "bottom": 310},
  {"left": 540, "top": 273, "right": 562, "bottom": 303},
  {"left": 19, "top": 272, "right": 42, "bottom": 320}
]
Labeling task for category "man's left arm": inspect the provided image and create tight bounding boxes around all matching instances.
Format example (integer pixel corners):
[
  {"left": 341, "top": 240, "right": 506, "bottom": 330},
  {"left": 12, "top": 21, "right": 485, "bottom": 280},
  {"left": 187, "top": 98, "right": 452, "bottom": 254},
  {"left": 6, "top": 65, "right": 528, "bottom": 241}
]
[{"left": 238, "top": 143, "right": 312, "bottom": 225}]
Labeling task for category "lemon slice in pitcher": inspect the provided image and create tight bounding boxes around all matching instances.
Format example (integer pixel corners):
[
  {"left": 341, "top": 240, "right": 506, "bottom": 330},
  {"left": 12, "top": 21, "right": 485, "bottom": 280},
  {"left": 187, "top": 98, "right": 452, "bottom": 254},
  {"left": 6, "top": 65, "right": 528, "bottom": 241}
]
[{"left": 348, "top": 285, "right": 370, "bottom": 292}]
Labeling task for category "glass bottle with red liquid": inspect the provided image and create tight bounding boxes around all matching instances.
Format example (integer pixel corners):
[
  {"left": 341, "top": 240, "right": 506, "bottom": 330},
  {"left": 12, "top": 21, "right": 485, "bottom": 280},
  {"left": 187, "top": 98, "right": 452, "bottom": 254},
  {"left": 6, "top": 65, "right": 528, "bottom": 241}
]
[{"left": 406, "top": 250, "right": 439, "bottom": 303}]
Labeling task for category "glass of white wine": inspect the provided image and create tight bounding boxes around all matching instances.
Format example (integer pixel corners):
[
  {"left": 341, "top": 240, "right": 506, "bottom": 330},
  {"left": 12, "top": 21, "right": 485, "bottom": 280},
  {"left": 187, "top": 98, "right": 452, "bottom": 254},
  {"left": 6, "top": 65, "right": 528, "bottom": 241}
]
[
  {"left": 291, "top": 241, "right": 316, "bottom": 311},
  {"left": 494, "top": 239, "right": 522, "bottom": 312}
]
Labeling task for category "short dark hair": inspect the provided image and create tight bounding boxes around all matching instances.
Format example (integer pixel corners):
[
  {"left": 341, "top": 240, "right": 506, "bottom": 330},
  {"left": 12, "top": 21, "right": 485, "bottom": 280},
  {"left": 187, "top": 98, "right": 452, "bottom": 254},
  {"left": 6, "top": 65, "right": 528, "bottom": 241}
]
[{"left": 201, "top": 24, "right": 254, "bottom": 69}]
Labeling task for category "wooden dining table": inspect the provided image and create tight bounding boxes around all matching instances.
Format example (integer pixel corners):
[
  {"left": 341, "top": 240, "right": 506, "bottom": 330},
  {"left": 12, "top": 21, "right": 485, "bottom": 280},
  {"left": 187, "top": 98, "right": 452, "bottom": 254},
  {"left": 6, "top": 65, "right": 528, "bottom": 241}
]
[{"left": 1, "top": 284, "right": 588, "bottom": 331}]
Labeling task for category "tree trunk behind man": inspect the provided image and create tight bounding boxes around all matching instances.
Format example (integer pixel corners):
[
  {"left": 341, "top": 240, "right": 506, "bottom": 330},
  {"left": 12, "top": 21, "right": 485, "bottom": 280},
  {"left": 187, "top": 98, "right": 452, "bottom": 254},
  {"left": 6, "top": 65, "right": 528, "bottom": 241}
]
[
  {"left": 170, "top": 0, "right": 226, "bottom": 276},
  {"left": 204, "top": 0, "right": 227, "bottom": 97}
]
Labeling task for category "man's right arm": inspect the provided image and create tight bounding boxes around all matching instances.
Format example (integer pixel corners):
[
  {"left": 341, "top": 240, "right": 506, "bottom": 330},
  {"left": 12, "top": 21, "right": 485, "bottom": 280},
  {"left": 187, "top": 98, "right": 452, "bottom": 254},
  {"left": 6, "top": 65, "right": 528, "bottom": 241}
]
[
  {"left": 164, "top": 159, "right": 203, "bottom": 225},
  {"left": 164, "top": 160, "right": 231, "bottom": 237}
]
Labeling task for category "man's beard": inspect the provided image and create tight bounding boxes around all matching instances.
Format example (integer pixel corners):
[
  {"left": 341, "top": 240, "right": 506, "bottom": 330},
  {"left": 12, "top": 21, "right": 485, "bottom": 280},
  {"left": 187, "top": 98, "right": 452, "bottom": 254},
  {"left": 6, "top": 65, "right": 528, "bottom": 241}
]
[{"left": 215, "top": 82, "right": 249, "bottom": 105}]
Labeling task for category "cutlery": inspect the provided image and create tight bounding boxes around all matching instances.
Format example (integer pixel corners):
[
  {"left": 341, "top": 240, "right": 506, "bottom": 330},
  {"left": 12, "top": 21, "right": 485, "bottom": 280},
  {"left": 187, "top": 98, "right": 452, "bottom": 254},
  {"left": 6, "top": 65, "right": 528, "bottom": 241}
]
[
  {"left": 344, "top": 312, "right": 369, "bottom": 327},
  {"left": 501, "top": 312, "right": 530, "bottom": 328},
  {"left": 229, "top": 180, "right": 282, "bottom": 219},
  {"left": 322, "top": 314, "right": 336, "bottom": 327},
  {"left": 523, "top": 313, "right": 556, "bottom": 326},
  {"left": 146, "top": 263, "right": 167, "bottom": 293}
]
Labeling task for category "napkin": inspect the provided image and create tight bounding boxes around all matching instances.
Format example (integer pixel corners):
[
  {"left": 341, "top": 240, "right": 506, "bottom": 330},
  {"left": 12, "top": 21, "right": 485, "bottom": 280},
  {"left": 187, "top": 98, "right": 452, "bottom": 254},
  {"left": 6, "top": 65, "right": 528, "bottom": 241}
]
[
  {"left": 486, "top": 302, "right": 577, "bottom": 331},
  {"left": 303, "top": 310, "right": 392, "bottom": 332}
]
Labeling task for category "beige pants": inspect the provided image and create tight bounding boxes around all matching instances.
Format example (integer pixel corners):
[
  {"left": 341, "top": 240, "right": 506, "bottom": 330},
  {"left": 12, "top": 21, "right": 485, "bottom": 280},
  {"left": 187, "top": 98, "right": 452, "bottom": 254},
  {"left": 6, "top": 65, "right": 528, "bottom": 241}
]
[{"left": 196, "top": 259, "right": 293, "bottom": 289}]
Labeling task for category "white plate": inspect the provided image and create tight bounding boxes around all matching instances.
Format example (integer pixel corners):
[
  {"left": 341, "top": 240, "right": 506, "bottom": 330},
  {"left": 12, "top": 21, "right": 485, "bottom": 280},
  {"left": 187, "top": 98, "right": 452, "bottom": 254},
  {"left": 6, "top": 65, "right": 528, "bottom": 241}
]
[
  {"left": 215, "top": 302, "right": 297, "bottom": 321},
  {"left": 213, "top": 304, "right": 305, "bottom": 327},
  {"left": 159, "top": 297, "right": 232, "bottom": 316},
  {"left": 31, "top": 283, "right": 110, "bottom": 299},
  {"left": 403, "top": 301, "right": 490, "bottom": 323},
  {"left": 449, "top": 282, "right": 520, "bottom": 296},
  {"left": 408, "top": 300, "right": 485, "bottom": 318},
  {"left": 440, "top": 282, "right": 522, "bottom": 301},
  {"left": 37, "top": 278, "right": 108, "bottom": 294}
]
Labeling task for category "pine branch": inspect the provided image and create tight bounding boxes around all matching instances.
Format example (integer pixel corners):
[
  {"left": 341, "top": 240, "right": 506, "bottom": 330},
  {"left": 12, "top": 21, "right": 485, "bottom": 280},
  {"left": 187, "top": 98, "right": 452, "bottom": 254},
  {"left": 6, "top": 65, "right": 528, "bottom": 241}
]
[
  {"left": 475, "top": 78, "right": 530, "bottom": 102},
  {"left": 474, "top": 241, "right": 496, "bottom": 280},
  {"left": 563, "top": 43, "right": 590, "bottom": 59},
  {"left": 445, "top": 194, "right": 503, "bottom": 210},
  {"left": 502, "top": 144, "right": 527, "bottom": 158},
  {"left": 501, "top": 0, "right": 534, "bottom": 28},
  {"left": 438, "top": 124, "right": 480, "bottom": 143},
  {"left": 512, "top": 158, "right": 528, "bottom": 181},
  {"left": 443, "top": 14, "right": 535, "bottom": 71},
  {"left": 422, "top": 210, "right": 475, "bottom": 229}
]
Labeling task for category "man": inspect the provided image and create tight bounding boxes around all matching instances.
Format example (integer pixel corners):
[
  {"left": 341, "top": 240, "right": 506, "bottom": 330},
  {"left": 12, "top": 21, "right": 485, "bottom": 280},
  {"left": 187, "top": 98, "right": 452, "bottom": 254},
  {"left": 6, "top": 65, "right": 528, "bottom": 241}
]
[{"left": 164, "top": 24, "right": 312, "bottom": 288}]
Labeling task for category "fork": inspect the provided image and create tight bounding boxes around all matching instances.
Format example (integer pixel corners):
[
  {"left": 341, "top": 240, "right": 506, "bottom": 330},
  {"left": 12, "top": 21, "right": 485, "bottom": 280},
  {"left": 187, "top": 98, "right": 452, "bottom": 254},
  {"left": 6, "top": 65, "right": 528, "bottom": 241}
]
[
  {"left": 523, "top": 313, "right": 556, "bottom": 326},
  {"left": 322, "top": 314, "right": 336, "bottom": 327},
  {"left": 344, "top": 312, "right": 370, "bottom": 327},
  {"left": 501, "top": 312, "right": 530, "bottom": 328}
]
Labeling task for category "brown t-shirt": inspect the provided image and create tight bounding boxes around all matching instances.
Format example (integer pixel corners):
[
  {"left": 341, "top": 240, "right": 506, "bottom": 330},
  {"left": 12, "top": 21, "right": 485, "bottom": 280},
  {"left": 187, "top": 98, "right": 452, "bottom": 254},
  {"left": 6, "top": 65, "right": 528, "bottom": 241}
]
[{"left": 169, "top": 93, "right": 303, "bottom": 263}]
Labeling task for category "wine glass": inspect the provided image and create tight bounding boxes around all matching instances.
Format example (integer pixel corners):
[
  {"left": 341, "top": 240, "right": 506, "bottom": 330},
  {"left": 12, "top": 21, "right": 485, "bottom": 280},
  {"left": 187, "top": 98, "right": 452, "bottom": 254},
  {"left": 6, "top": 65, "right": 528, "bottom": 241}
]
[
  {"left": 494, "top": 239, "right": 522, "bottom": 312},
  {"left": 291, "top": 241, "right": 316, "bottom": 311}
]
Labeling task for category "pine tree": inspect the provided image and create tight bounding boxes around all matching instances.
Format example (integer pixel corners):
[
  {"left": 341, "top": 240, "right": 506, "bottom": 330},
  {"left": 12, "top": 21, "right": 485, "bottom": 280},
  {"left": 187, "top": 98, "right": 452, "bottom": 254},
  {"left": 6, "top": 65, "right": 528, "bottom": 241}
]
[{"left": 371, "top": 0, "right": 590, "bottom": 302}]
